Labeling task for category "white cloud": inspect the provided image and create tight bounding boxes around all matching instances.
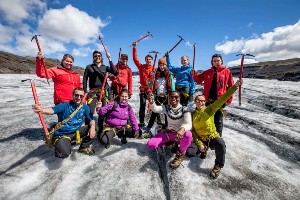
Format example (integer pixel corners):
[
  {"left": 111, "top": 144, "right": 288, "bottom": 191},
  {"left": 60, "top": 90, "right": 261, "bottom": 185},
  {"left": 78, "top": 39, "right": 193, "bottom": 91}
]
[
  {"left": 227, "top": 58, "right": 257, "bottom": 67},
  {"left": 0, "top": 0, "right": 46, "bottom": 23},
  {"left": 72, "top": 47, "right": 92, "bottom": 57},
  {"left": 38, "top": 5, "right": 107, "bottom": 45},
  {"left": 0, "top": 24, "right": 15, "bottom": 43},
  {"left": 216, "top": 19, "right": 300, "bottom": 62}
]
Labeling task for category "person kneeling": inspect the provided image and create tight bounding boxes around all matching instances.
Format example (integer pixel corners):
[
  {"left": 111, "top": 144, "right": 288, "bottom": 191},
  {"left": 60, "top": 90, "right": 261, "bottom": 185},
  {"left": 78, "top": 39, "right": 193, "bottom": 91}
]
[
  {"left": 96, "top": 89, "right": 140, "bottom": 148},
  {"left": 32, "top": 87, "right": 96, "bottom": 158},
  {"left": 146, "top": 91, "right": 193, "bottom": 169},
  {"left": 186, "top": 80, "right": 242, "bottom": 178}
]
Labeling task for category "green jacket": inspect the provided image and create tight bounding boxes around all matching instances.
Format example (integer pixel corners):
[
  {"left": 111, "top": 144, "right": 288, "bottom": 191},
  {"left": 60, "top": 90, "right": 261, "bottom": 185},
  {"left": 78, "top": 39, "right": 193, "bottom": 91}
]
[{"left": 191, "top": 85, "right": 238, "bottom": 147}]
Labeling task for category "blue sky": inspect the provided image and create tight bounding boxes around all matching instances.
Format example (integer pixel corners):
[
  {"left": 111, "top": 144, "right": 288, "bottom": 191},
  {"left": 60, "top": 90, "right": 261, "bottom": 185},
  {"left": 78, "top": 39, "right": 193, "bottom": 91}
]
[{"left": 0, "top": 0, "right": 300, "bottom": 71}]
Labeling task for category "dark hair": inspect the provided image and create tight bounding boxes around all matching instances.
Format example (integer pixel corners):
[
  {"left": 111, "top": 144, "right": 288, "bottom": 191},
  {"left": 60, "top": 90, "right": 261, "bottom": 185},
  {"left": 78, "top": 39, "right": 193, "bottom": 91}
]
[
  {"left": 115, "top": 88, "right": 129, "bottom": 101},
  {"left": 169, "top": 91, "right": 180, "bottom": 96},
  {"left": 194, "top": 94, "right": 205, "bottom": 101},
  {"left": 72, "top": 87, "right": 84, "bottom": 95},
  {"left": 211, "top": 54, "right": 223, "bottom": 65},
  {"left": 145, "top": 54, "right": 153, "bottom": 60},
  {"left": 93, "top": 50, "right": 103, "bottom": 64}
]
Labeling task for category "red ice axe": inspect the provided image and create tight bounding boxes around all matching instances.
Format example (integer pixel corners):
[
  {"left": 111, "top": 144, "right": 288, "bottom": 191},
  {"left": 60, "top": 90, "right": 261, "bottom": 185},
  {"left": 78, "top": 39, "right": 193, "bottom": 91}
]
[
  {"left": 22, "top": 79, "right": 49, "bottom": 136},
  {"left": 147, "top": 51, "right": 160, "bottom": 113},
  {"left": 164, "top": 35, "right": 184, "bottom": 57},
  {"left": 236, "top": 53, "right": 255, "bottom": 106},
  {"left": 131, "top": 31, "right": 153, "bottom": 46},
  {"left": 31, "top": 35, "right": 50, "bottom": 85}
]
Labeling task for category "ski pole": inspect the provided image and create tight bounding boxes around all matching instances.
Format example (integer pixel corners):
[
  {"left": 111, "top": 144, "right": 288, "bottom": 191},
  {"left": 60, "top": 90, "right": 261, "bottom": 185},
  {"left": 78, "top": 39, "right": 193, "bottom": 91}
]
[
  {"left": 22, "top": 79, "right": 49, "bottom": 136},
  {"left": 31, "top": 35, "right": 50, "bottom": 85},
  {"left": 236, "top": 53, "right": 255, "bottom": 106}
]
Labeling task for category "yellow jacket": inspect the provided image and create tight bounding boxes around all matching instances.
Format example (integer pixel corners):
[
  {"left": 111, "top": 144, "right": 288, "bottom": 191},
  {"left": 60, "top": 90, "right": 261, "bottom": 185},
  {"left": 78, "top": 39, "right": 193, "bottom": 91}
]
[{"left": 192, "top": 85, "right": 238, "bottom": 147}]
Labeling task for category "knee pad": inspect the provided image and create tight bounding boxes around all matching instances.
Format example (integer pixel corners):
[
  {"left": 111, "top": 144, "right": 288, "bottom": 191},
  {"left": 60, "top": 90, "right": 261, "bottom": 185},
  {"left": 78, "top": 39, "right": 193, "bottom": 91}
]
[{"left": 54, "top": 137, "right": 71, "bottom": 158}]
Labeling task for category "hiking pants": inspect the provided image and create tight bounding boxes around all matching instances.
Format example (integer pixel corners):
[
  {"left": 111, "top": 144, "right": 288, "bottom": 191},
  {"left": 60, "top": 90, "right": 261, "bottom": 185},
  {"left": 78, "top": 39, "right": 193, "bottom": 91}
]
[
  {"left": 147, "top": 130, "right": 192, "bottom": 154},
  {"left": 99, "top": 126, "right": 139, "bottom": 146},
  {"left": 53, "top": 125, "right": 94, "bottom": 158},
  {"left": 139, "top": 91, "right": 149, "bottom": 125},
  {"left": 214, "top": 109, "right": 223, "bottom": 137},
  {"left": 175, "top": 86, "right": 190, "bottom": 106},
  {"left": 147, "top": 95, "right": 168, "bottom": 129},
  {"left": 186, "top": 138, "right": 226, "bottom": 167}
]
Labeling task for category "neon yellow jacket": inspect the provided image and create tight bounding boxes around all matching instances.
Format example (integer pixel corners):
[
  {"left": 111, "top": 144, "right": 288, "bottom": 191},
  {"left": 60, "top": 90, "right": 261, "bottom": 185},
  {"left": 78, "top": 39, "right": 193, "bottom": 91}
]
[{"left": 191, "top": 85, "right": 238, "bottom": 147}]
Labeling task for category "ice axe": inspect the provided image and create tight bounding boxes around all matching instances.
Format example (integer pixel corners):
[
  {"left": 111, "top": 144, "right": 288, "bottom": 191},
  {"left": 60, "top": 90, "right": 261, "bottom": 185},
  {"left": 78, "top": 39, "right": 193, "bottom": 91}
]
[
  {"left": 192, "top": 43, "right": 197, "bottom": 70},
  {"left": 164, "top": 35, "right": 184, "bottom": 57},
  {"left": 21, "top": 79, "right": 49, "bottom": 136},
  {"left": 236, "top": 53, "right": 255, "bottom": 106},
  {"left": 131, "top": 31, "right": 153, "bottom": 46},
  {"left": 149, "top": 51, "right": 160, "bottom": 68},
  {"left": 98, "top": 35, "right": 110, "bottom": 100},
  {"left": 98, "top": 35, "right": 109, "bottom": 56},
  {"left": 31, "top": 35, "right": 50, "bottom": 85}
]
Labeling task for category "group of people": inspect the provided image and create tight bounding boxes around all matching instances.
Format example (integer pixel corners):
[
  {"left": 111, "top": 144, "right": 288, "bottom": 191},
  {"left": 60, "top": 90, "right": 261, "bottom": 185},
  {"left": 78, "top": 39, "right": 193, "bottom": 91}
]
[{"left": 32, "top": 42, "right": 239, "bottom": 178}]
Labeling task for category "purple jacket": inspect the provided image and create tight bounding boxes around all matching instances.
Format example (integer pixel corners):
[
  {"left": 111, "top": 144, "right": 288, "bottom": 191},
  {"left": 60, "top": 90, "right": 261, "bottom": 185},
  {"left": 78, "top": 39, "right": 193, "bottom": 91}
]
[{"left": 97, "top": 100, "right": 139, "bottom": 131}]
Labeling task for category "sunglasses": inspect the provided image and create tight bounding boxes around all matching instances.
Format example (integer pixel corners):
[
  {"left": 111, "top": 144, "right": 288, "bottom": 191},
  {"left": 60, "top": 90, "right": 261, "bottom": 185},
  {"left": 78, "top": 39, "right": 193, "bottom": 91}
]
[
  {"left": 169, "top": 95, "right": 180, "bottom": 99},
  {"left": 74, "top": 94, "right": 84, "bottom": 99},
  {"left": 195, "top": 99, "right": 206, "bottom": 103},
  {"left": 94, "top": 55, "right": 102, "bottom": 58}
]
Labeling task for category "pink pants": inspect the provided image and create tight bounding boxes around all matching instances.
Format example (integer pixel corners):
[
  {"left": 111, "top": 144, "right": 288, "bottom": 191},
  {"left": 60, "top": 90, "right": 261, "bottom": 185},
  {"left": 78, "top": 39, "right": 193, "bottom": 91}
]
[{"left": 147, "top": 130, "right": 192, "bottom": 153}]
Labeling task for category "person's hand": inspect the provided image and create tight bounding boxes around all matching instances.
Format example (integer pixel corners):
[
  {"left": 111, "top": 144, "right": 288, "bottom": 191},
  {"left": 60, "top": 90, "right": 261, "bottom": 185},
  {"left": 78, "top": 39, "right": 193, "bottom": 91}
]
[
  {"left": 88, "top": 126, "right": 96, "bottom": 139},
  {"left": 134, "top": 130, "right": 140, "bottom": 138},
  {"left": 147, "top": 93, "right": 154, "bottom": 104},
  {"left": 176, "top": 127, "right": 185, "bottom": 141},
  {"left": 132, "top": 42, "right": 136, "bottom": 47},
  {"left": 164, "top": 51, "right": 169, "bottom": 57},
  {"left": 96, "top": 102, "right": 102, "bottom": 112},
  {"left": 32, "top": 103, "right": 43, "bottom": 113},
  {"left": 235, "top": 79, "right": 243, "bottom": 87},
  {"left": 150, "top": 71, "right": 155, "bottom": 78},
  {"left": 198, "top": 144, "right": 207, "bottom": 152},
  {"left": 191, "top": 69, "right": 196, "bottom": 76},
  {"left": 106, "top": 52, "right": 111, "bottom": 61},
  {"left": 37, "top": 51, "right": 44, "bottom": 60}
]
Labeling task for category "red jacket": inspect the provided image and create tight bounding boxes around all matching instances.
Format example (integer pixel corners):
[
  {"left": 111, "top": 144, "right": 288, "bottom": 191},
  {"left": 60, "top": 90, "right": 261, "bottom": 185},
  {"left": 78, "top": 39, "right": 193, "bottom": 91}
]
[
  {"left": 36, "top": 58, "right": 82, "bottom": 104},
  {"left": 110, "top": 63, "right": 133, "bottom": 95},
  {"left": 132, "top": 47, "right": 155, "bottom": 92},
  {"left": 193, "top": 65, "right": 234, "bottom": 105}
]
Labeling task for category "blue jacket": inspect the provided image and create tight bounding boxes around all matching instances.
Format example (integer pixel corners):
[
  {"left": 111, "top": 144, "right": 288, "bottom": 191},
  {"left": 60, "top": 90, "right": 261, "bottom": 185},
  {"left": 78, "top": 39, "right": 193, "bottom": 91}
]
[
  {"left": 52, "top": 101, "right": 92, "bottom": 136},
  {"left": 166, "top": 55, "right": 195, "bottom": 95}
]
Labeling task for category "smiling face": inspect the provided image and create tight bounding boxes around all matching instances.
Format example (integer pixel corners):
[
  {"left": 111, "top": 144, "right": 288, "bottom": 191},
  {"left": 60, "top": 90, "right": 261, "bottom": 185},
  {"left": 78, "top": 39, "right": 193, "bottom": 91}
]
[
  {"left": 121, "top": 56, "right": 128, "bottom": 65},
  {"left": 194, "top": 95, "right": 206, "bottom": 110},
  {"left": 211, "top": 54, "right": 223, "bottom": 68},
  {"left": 62, "top": 54, "right": 74, "bottom": 69},
  {"left": 145, "top": 56, "right": 153, "bottom": 65},
  {"left": 72, "top": 89, "right": 85, "bottom": 105},
  {"left": 181, "top": 56, "right": 189, "bottom": 66},
  {"left": 169, "top": 91, "right": 180, "bottom": 107},
  {"left": 93, "top": 53, "right": 103, "bottom": 65},
  {"left": 119, "top": 91, "right": 129, "bottom": 103},
  {"left": 159, "top": 63, "right": 166, "bottom": 71}
]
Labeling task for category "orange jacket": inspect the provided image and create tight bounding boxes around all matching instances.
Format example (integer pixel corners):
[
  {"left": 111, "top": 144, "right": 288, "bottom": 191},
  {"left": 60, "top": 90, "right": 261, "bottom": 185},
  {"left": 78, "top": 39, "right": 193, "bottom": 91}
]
[
  {"left": 36, "top": 58, "right": 81, "bottom": 104},
  {"left": 132, "top": 47, "right": 155, "bottom": 92},
  {"left": 110, "top": 63, "right": 133, "bottom": 95}
]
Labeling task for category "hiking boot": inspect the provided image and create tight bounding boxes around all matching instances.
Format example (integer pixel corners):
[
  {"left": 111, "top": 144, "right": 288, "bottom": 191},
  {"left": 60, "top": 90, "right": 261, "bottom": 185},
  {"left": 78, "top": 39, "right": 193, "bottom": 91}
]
[
  {"left": 170, "top": 151, "right": 185, "bottom": 169},
  {"left": 78, "top": 147, "right": 95, "bottom": 156},
  {"left": 210, "top": 165, "right": 221, "bottom": 179},
  {"left": 121, "top": 137, "right": 127, "bottom": 144},
  {"left": 200, "top": 151, "right": 207, "bottom": 159},
  {"left": 105, "top": 143, "right": 110, "bottom": 149}
]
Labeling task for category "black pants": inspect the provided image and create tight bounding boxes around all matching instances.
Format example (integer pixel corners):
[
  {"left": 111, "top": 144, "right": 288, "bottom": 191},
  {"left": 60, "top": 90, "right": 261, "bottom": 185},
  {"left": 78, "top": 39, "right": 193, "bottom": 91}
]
[
  {"left": 99, "top": 126, "right": 139, "bottom": 146},
  {"left": 147, "top": 95, "right": 168, "bottom": 129},
  {"left": 139, "top": 91, "right": 149, "bottom": 124},
  {"left": 214, "top": 109, "right": 223, "bottom": 137},
  {"left": 186, "top": 138, "right": 226, "bottom": 167},
  {"left": 176, "top": 86, "right": 190, "bottom": 106},
  {"left": 86, "top": 90, "right": 108, "bottom": 134},
  {"left": 109, "top": 84, "right": 125, "bottom": 100},
  {"left": 53, "top": 125, "right": 94, "bottom": 158}
]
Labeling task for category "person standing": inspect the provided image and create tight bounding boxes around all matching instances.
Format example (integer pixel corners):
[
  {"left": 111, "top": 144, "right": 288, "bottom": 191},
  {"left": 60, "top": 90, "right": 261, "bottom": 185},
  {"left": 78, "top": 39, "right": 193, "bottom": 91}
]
[
  {"left": 186, "top": 80, "right": 241, "bottom": 178},
  {"left": 132, "top": 42, "right": 156, "bottom": 127},
  {"left": 191, "top": 54, "right": 234, "bottom": 136},
  {"left": 166, "top": 52, "right": 195, "bottom": 106},
  {"left": 147, "top": 91, "right": 192, "bottom": 169},
  {"left": 83, "top": 50, "right": 118, "bottom": 134},
  {"left": 36, "top": 52, "right": 81, "bottom": 105},
  {"left": 109, "top": 54, "right": 133, "bottom": 99},
  {"left": 32, "top": 87, "right": 96, "bottom": 158}
]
